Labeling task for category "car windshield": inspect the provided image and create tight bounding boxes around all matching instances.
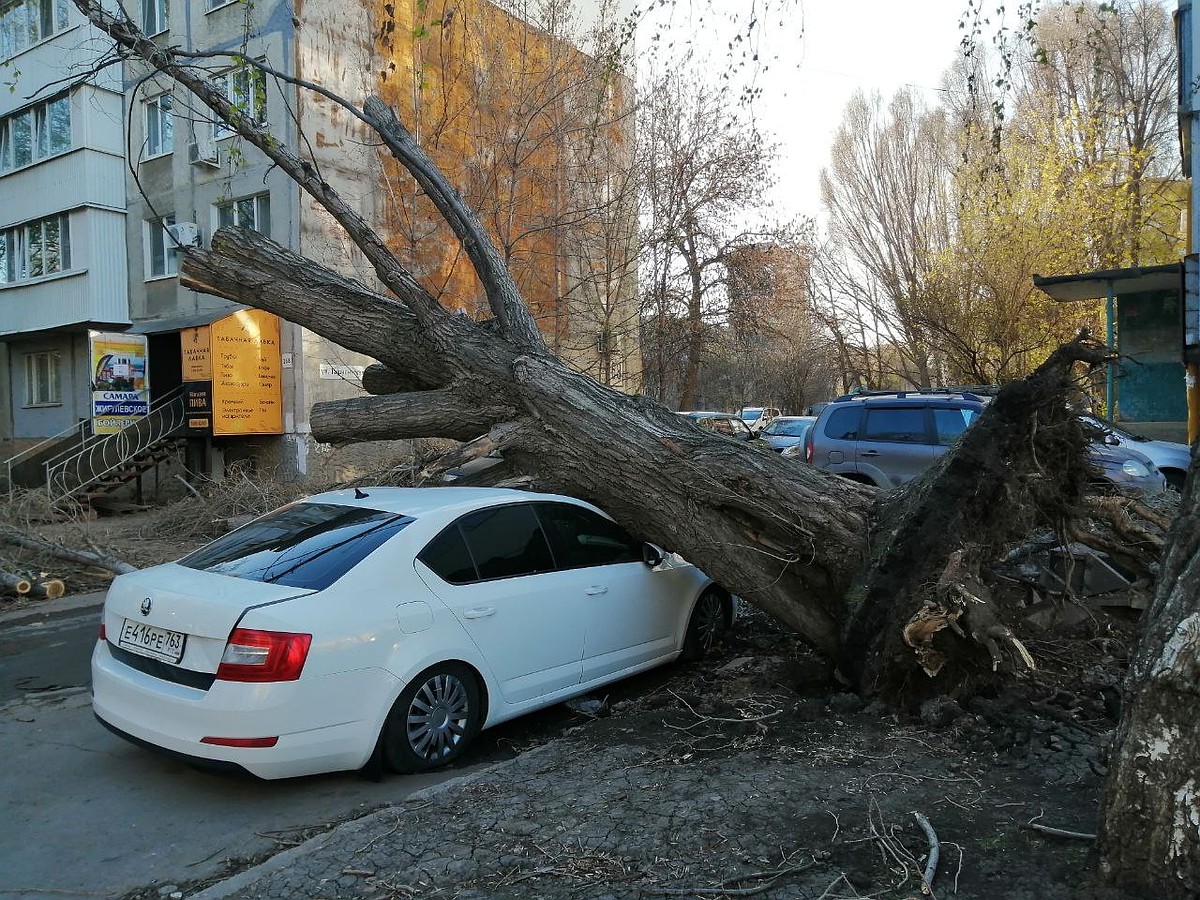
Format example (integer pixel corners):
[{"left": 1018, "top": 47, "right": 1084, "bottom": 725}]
[
  {"left": 741, "top": 409, "right": 762, "bottom": 421},
  {"left": 180, "top": 502, "right": 415, "bottom": 590},
  {"left": 767, "top": 420, "right": 810, "bottom": 436}
]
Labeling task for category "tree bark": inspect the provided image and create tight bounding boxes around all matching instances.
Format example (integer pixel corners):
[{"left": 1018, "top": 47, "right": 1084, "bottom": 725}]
[{"left": 1099, "top": 460, "right": 1200, "bottom": 897}]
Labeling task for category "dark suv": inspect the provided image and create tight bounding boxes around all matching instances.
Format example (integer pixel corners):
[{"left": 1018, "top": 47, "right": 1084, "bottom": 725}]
[{"left": 803, "top": 391, "right": 986, "bottom": 488}]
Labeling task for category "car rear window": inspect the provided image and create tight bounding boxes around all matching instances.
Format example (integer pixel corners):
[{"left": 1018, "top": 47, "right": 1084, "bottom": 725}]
[
  {"left": 822, "top": 407, "right": 861, "bottom": 440},
  {"left": 180, "top": 502, "right": 414, "bottom": 591}
]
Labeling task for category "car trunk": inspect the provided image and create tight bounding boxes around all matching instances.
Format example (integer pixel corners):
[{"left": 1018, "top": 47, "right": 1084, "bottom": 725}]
[{"left": 103, "top": 564, "right": 315, "bottom": 672}]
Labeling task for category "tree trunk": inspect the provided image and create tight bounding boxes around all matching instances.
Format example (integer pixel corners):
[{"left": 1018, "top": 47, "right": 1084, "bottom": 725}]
[{"left": 1099, "top": 461, "right": 1200, "bottom": 896}]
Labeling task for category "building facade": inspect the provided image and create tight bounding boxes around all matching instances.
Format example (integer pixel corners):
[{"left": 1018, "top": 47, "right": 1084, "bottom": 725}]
[
  {"left": 0, "top": 0, "right": 129, "bottom": 452},
  {"left": 2, "top": 0, "right": 638, "bottom": 482}
]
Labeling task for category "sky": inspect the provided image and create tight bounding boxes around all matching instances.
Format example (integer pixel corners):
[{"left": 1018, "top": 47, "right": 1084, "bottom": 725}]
[{"left": 638, "top": 0, "right": 974, "bottom": 221}]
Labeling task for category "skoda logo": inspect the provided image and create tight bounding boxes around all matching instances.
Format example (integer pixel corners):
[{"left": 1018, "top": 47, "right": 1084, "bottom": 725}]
[{"left": 140, "top": 597, "right": 152, "bottom": 617}]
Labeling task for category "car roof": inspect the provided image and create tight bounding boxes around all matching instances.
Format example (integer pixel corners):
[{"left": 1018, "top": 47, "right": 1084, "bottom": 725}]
[{"left": 301, "top": 486, "right": 584, "bottom": 518}]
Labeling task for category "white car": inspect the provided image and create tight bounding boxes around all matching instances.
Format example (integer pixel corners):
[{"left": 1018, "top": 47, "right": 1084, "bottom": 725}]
[{"left": 92, "top": 488, "right": 731, "bottom": 779}]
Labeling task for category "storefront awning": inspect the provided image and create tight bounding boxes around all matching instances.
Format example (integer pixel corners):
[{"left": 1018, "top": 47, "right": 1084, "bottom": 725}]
[{"left": 125, "top": 306, "right": 249, "bottom": 334}]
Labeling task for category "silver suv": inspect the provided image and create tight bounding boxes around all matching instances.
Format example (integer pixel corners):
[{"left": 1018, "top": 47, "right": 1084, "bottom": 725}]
[
  {"left": 803, "top": 391, "right": 985, "bottom": 488},
  {"left": 803, "top": 389, "right": 1166, "bottom": 493}
]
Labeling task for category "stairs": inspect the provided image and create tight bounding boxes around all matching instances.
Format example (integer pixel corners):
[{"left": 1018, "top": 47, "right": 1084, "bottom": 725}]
[{"left": 38, "top": 387, "right": 189, "bottom": 506}]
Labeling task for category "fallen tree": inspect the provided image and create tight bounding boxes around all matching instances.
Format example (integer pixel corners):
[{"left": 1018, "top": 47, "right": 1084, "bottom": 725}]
[{"left": 71, "top": 1, "right": 1200, "bottom": 893}]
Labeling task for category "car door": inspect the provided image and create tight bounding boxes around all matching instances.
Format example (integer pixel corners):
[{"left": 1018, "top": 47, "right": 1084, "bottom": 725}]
[
  {"left": 415, "top": 503, "right": 585, "bottom": 705},
  {"left": 535, "top": 502, "right": 683, "bottom": 682},
  {"left": 856, "top": 405, "right": 936, "bottom": 486}
]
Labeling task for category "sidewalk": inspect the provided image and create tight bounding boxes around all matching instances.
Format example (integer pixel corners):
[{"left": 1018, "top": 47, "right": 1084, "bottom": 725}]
[
  {"left": 168, "top": 667, "right": 1121, "bottom": 900},
  {"left": 0, "top": 590, "right": 106, "bottom": 628}
]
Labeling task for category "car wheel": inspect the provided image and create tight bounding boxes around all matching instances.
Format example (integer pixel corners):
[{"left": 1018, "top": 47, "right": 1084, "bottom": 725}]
[
  {"left": 383, "top": 663, "right": 482, "bottom": 773},
  {"left": 1164, "top": 469, "right": 1187, "bottom": 492},
  {"left": 681, "top": 589, "right": 729, "bottom": 661}
]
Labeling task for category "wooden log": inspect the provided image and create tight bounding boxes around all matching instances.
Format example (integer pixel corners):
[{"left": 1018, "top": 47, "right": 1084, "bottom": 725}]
[
  {"left": 1, "top": 571, "right": 32, "bottom": 595},
  {"left": 30, "top": 577, "right": 66, "bottom": 600},
  {"left": 0, "top": 529, "right": 136, "bottom": 575}
]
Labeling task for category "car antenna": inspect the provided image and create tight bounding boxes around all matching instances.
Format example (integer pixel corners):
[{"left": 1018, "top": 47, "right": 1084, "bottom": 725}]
[{"left": 354, "top": 487, "right": 369, "bottom": 499}]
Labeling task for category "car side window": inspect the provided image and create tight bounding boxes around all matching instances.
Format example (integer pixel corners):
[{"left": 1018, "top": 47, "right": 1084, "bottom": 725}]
[
  {"left": 862, "top": 407, "right": 928, "bottom": 443},
  {"left": 536, "top": 502, "right": 642, "bottom": 569},
  {"left": 456, "top": 504, "right": 556, "bottom": 581},
  {"left": 933, "top": 407, "right": 979, "bottom": 446},
  {"left": 823, "top": 407, "right": 861, "bottom": 440},
  {"left": 417, "top": 525, "right": 478, "bottom": 584}
]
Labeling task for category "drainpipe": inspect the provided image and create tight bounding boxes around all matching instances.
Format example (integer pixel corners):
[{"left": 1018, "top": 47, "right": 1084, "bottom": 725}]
[{"left": 1106, "top": 279, "right": 1116, "bottom": 420}]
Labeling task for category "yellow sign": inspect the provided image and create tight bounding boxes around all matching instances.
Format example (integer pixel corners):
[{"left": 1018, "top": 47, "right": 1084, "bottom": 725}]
[
  {"left": 210, "top": 310, "right": 284, "bottom": 436},
  {"left": 89, "top": 332, "right": 149, "bottom": 435},
  {"left": 182, "top": 326, "right": 212, "bottom": 380}
]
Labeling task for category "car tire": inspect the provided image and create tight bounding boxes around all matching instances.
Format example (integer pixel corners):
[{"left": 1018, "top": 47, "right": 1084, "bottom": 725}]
[
  {"left": 681, "top": 589, "right": 730, "bottom": 661},
  {"left": 1164, "top": 469, "right": 1187, "bottom": 492},
  {"left": 383, "top": 663, "right": 482, "bottom": 773}
]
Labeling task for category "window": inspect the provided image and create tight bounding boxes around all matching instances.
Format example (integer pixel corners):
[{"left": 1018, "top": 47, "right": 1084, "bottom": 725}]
[
  {"left": 216, "top": 192, "right": 270, "bottom": 235},
  {"left": 144, "top": 93, "right": 172, "bottom": 157},
  {"left": 141, "top": 0, "right": 167, "bottom": 34},
  {"left": 0, "top": 92, "right": 70, "bottom": 172},
  {"left": 0, "top": 213, "right": 70, "bottom": 284},
  {"left": 535, "top": 503, "right": 641, "bottom": 570},
  {"left": 23, "top": 350, "right": 60, "bottom": 406},
  {"left": 146, "top": 215, "right": 176, "bottom": 278},
  {"left": 456, "top": 505, "right": 555, "bottom": 581},
  {"left": 212, "top": 66, "right": 266, "bottom": 139},
  {"left": 418, "top": 526, "right": 478, "bottom": 584},
  {"left": 180, "top": 502, "right": 415, "bottom": 591},
  {"left": 861, "top": 407, "right": 929, "bottom": 444},
  {"left": 0, "top": 0, "right": 69, "bottom": 59},
  {"left": 822, "top": 407, "right": 861, "bottom": 441},
  {"left": 932, "top": 407, "right": 981, "bottom": 446}
]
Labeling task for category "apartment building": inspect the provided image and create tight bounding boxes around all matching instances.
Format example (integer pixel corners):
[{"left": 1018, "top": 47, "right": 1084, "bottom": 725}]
[
  {"left": 4, "top": 0, "right": 638, "bottom": 484},
  {"left": 0, "top": 0, "right": 129, "bottom": 451}
]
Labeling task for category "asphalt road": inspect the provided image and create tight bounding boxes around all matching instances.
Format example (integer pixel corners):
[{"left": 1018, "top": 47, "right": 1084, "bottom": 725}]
[{"left": 0, "top": 598, "right": 547, "bottom": 900}]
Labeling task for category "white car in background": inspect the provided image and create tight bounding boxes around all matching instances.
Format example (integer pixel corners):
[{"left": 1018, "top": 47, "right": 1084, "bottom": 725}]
[{"left": 92, "top": 488, "right": 732, "bottom": 779}]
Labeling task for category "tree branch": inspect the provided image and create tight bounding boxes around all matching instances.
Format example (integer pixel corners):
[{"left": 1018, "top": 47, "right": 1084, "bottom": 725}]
[{"left": 309, "top": 389, "right": 519, "bottom": 444}]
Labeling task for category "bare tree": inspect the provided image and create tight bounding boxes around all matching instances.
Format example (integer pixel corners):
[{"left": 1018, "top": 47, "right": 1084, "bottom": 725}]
[{"left": 637, "top": 73, "right": 783, "bottom": 409}]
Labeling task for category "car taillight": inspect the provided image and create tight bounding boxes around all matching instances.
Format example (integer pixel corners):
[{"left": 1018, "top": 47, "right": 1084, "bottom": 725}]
[
  {"left": 98, "top": 623, "right": 107, "bottom": 641},
  {"left": 804, "top": 436, "right": 814, "bottom": 464},
  {"left": 215, "top": 629, "right": 312, "bottom": 683}
]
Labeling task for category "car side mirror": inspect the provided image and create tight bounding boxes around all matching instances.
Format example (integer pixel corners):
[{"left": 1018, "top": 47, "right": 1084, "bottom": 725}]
[{"left": 642, "top": 543, "right": 663, "bottom": 568}]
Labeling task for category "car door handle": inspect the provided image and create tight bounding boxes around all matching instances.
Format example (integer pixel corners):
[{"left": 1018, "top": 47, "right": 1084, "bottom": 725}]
[
  {"left": 462, "top": 607, "right": 496, "bottom": 619},
  {"left": 584, "top": 586, "right": 608, "bottom": 595},
  {"left": 860, "top": 450, "right": 880, "bottom": 456}
]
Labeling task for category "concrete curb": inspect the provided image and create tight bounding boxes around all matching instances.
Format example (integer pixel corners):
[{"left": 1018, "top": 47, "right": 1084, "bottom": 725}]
[
  {"left": 187, "top": 745, "right": 557, "bottom": 900},
  {"left": 0, "top": 591, "right": 106, "bottom": 628}
]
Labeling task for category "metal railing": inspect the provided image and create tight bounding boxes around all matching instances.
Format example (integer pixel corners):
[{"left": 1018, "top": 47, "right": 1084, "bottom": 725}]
[
  {"left": 44, "top": 386, "right": 189, "bottom": 502},
  {"left": 4, "top": 418, "right": 93, "bottom": 495}
]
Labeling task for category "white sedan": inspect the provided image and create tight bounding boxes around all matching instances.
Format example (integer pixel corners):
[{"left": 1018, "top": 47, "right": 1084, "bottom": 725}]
[{"left": 92, "top": 487, "right": 731, "bottom": 779}]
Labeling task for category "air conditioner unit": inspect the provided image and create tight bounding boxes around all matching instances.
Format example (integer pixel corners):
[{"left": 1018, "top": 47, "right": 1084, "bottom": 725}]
[
  {"left": 166, "top": 222, "right": 202, "bottom": 250},
  {"left": 188, "top": 140, "right": 221, "bottom": 168}
]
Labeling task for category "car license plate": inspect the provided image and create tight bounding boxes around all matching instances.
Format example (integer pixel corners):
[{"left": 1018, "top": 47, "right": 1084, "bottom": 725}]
[{"left": 118, "top": 618, "right": 186, "bottom": 664}]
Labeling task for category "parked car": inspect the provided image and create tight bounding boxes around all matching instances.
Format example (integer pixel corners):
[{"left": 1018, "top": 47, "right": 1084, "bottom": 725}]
[
  {"left": 803, "top": 390, "right": 1165, "bottom": 493},
  {"left": 760, "top": 415, "right": 817, "bottom": 452},
  {"left": 738, "top": 407, "right": 781, "bottom": 433},
  {"left": 1081, "top": 416, "right": 1192, "bottom": 491},
  {"left": 92, "top": 488, "right": 734, "bottom": 779},
  {"left": 680, "top": 411, "right": 763, "bottom": 443}
]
